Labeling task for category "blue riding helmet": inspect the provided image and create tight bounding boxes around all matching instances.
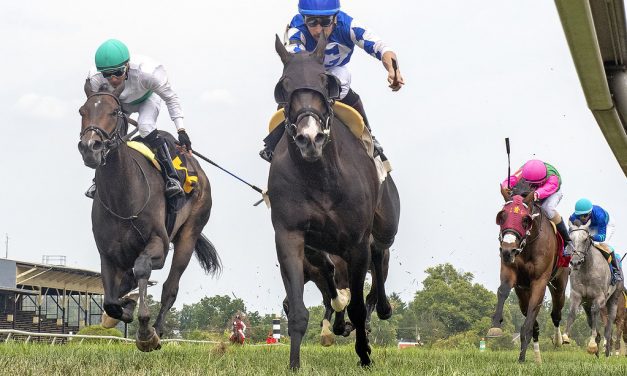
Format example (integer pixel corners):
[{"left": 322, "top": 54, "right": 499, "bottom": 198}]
[
  {"left": 574, "top": 198, "right": 593, "bottom": 215},
  {"left": 298, "top": 0, "right": 340, "bottom": 16}
]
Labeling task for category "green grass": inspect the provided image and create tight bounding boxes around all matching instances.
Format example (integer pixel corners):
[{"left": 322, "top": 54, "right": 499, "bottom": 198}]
[{"left": 0, "top": 342, "right": 625, "bottom": 376}]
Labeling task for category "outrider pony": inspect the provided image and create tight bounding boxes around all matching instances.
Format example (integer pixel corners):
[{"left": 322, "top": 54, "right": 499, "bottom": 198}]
[
  {"left": 268, "top": 34, "right": 400, "bottom": 368},
  {"left": 78, "top": 82, "right": 221, "bottom": 351},
  {"left": 488, "top": 187, "right": 568, "bottom": 362},
  {"left": 562, "top": 221, "right": 624, "bottom": 357}
]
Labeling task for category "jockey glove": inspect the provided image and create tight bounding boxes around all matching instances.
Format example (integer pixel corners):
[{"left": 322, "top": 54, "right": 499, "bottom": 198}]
[{"left": 178, "top": 129, "right": 192, "bottom": 151}]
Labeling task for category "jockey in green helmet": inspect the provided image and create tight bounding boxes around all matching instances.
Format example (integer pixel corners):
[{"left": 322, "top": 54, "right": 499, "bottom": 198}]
[{"left": 85, "top": 39, "right": 190, "bottom": 199}]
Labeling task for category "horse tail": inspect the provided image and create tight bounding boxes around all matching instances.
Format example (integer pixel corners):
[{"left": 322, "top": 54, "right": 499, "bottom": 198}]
[{"left": 194, "top": 233, "right": 222, "bottom": 276}]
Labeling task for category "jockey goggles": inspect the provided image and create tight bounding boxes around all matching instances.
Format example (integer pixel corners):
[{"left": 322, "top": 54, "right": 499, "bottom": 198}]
[
  {"left": 577, "top": 213, "right": 592, "bottom": 222},
  {"left": 101, "top": 65, "right": 127, "bottom": 78},
  {"left": 305, "top": 16, "right": 335, "bottom": 27}
]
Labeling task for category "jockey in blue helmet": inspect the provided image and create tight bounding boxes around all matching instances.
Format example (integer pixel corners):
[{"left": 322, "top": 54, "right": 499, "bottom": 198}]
[
  {"left": 259, "top": 0, "right": 405, "bottom": 163},
  {"left": 569, "top": 198, "right": 621, "bottom": 284}
]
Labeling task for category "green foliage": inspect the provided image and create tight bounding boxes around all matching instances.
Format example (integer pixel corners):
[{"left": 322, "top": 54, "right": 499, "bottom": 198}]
[
  {"left": 183, "top": 329, "right": 227, "bottom": 342},
  {"left": 76, "top": 325, "right": 123, "bottom": 338},
  {"left": 179, "top": 294, "right": 245, "bottom": 333},
  {"left": 407, "top": 263, "right": 497, "bottom": 342},
  {"left": 432, "top": 330, "right": 479, "bottom": 350}
]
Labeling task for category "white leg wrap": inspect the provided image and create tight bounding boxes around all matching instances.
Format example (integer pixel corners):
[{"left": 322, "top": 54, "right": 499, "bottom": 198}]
[{"left": 331, "top": 288, "right": 351, "bottom": 312}]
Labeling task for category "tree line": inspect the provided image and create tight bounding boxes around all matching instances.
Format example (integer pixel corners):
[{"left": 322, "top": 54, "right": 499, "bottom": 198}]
[{"left": 127, "top": 263, "right": 602, "bottom": 349}]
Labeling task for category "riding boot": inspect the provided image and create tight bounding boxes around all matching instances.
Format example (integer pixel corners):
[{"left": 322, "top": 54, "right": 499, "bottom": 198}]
[
  {"left": 610, "top": 254, "right": 623, "bottom": 285},
  {"left": 341, "top": 90, "right": 387, "bottom": 161},
  {"left": 145, "top": 131, "right": 184, "bottom": 198},
  {"left": 555, "top": 218, "right": 573, "bottom": 256},
  {"left": 259, "top": 124, "right": 285, "bottom": 163},
  {"left": 85, "top": 178, "right": 96, "bottom": 199}
]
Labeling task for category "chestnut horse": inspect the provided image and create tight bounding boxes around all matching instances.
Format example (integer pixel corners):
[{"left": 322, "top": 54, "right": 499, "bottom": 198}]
[
  {"left": 488, "top": 188, "right": 569, "bottom": 363},
  {"left": 77, "top": 82, "right": 221, "bottom": 351}
]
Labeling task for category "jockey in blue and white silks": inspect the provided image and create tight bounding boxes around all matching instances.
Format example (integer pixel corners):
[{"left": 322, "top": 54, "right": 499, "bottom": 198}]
[
  {"left": 569, "top": 198, "right": 622, "bottom": 284},
  {"left": 260, "top": 0, "right": 404, "bottom": 163},
  {"left": 285, "top": 11, "right": 392, "bottom": 100}
]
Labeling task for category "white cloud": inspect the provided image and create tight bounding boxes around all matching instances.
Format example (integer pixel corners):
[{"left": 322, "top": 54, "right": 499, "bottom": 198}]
[
  {"left": 199, "top": 89, "right": 235, "bottom": 105},
  {"left": 15, "top": 93, "right": 68, "bottom": 119}
]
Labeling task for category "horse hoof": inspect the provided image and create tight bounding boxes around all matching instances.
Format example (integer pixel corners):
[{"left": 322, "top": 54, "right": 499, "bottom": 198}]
[
  {"left": 562, "top": 334, "right": 570, "bottom": 344},
  {"left": 101, "top": 312, "right": 120, "bottom": 329},
  {"left": 136, "top": 328, "right": 161, "bottom": 352},
  {"left": 320, "top": 333, "right": 335, "bottom": 347},
  {"left": 376, "top": 303, "right": 392, "bottom": 320},
  {"left": 487, "top": 327, "right": 503, "bottom": 338},
  {"left": 533, "top": 351, "right": 542, "bottom": 364}
]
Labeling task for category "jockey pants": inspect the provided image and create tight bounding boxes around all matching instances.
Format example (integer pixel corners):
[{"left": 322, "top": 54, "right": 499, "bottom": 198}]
[{"left": 121, "top": 93, "right": 163, "bottom": 138}]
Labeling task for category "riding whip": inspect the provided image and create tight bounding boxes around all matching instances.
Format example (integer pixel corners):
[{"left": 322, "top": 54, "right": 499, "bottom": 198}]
[
  {"left": 125, "top": 116, "right": 266, "bottom": 205},
  {"left": 505, "top": 138, "right": 511, "bottom": 189}
]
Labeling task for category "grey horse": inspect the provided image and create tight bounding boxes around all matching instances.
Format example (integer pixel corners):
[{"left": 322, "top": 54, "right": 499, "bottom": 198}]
[{"left": 562, "top": 221, "right": 624, "bottom": 357}]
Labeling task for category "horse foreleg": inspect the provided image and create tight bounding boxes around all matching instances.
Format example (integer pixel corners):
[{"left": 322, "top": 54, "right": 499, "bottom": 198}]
[
  {"left": 604, "top": 294, "right": 620, "bottom": 357},
  {"left": 153, "top": 234, "right": 196, "bottom": 337},
  {"left": 548, "top": 270, "right": 568, "bottom": 347},
  {"left": 100, "top": 256, "right": 125, "bottom": 322},
  {"left": 346, "top": 242, "right": 372, "bottom": 367},
  {"left": 134, "top": 236, "right": 166, "bottom": 352},
  {"left": 102, "top": 269, "right": 138, "bottom": 328},
  {"left": 563, "top": 291, "right": 582, "bottom": 344},
  {"left": 276, "top": 229, "right": 307, "bottom": 370},
  {"left": 488, "top": 267, "right": 515, "bottom": 338},
  {"left": 589, "top": 298, "right": 604, "bottom": 357},
  {"left": 519, "top": 282, "right": 546, "bottom": 363}
]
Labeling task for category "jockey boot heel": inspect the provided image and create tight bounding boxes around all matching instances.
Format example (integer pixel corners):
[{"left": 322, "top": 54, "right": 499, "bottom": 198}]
[
  {"left": 154, "top": 142, "right": 184, "bottom": 198},
  {"left": 259, "top": 125, "right": 285, "bottom": 163},
  {"left": 85, "top": 178, "right": 96, "bottom": 199}
]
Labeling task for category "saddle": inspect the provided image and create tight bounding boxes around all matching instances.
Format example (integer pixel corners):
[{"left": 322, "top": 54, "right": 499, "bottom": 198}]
[
  {"left": 268, "top": 102, "right": 390, "bottom": 183},
  {"left": 548, "top": 221, "right": 571, "bottom": 268},
  {"left": 127, "top": 135, "right": 199, "bottom": 235}
]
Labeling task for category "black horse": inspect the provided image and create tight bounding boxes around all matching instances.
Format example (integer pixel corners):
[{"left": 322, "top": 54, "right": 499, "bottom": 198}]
[
  {"left": 268, "top": 34, "right": 400, "bottom": 368},
  {"left": 77, "top": 82, "right": 221, "bottom": 351},
  {"left": 284, "top": 248, "right": 390, "bottom": 346}
]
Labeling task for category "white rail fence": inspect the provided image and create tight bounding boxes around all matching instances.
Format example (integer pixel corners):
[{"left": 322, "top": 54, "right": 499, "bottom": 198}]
[{"left": 0, "top": 329, "right": 284, "bottom": 347}]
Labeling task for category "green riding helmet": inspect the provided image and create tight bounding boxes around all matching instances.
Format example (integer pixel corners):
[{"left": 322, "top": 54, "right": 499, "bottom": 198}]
[{"left": 95, "top": 39, "right": 130, "bottom": 71}]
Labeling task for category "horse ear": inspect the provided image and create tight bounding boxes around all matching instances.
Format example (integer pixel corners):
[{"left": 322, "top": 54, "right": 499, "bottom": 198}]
[
  {"left": 500, "top": 185, "right": 511, "bottom": 202},
  {"left": 275, "top": 34, "right": 291, "bottom": 65},
  {"left": 496, "top": 210, "right": 507, "bottom": 226},
  {"left": 521, "top": 215, "right": 533, "bottom": 230},
  {"left": 312, "top": 32, "right": 328, "bottom": 64},
  {"left": 112, "top": 82, "right": 125, "bottom": 98},
  {"left": 523, "top": 191, "right": 535, "bottom": 206},
  {"left": 84, "top": 79, "right": 95, "bottom": 98}
]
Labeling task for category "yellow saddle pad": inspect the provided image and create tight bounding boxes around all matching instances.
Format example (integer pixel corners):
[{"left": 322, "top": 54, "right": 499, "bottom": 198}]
[
  {"left": 126, "top": 141, "right": 198, "bottom": 194},
  {"left": 268, "top": 102, "right": 365, "bottom": 138}
]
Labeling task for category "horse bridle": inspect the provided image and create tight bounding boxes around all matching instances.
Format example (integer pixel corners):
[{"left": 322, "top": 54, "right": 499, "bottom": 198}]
[
  {"left": 568, "top": 228, "right": 592, "bottom": 266},
  {"left": 499, "top": 202, "right": 542, "bottom": 257},
  {"left": 283, "top": 90, "right": 335, "bottom": 145},
  {"left": 79, "top": 92, "right": 136, "bottom": 165}
]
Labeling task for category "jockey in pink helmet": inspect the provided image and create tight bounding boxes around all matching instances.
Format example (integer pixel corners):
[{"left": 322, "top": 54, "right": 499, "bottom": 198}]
[{"left": 502, "top": 159, "right": 573, "bottom": 255}]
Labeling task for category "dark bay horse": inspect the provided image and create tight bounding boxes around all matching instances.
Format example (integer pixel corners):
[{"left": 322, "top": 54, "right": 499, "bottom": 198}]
[
  {"left": 268, "top": 34, "right": 400, "bottom": 368},
  {"left": 488, "top": 188, "right": 568, "bottom": 363},
  {"left": 77, "top": 82, "right": 221, "bottom": 351}
]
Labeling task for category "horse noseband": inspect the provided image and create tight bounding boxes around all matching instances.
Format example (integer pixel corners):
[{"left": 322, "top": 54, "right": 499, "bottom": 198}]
[
  {"left": 285, "top": 107, "right": 333, "bottom": 143},
  {"left": 499, "top": 229, "right": 530, "bottom": 257}
]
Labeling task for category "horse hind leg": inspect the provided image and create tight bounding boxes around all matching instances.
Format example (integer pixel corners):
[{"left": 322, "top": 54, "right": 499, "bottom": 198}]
[
  {"left": 370, "top": 243, "right": 392, "bottom": 320},
  {"left": 346, "top": 242, "right": 372, "bottom": 367},
  {"left": 532, "top": 320, "right": 542, "bottom": 363},
  {"left": 153, "top": 235, "right": 197, "bottom": 338}
]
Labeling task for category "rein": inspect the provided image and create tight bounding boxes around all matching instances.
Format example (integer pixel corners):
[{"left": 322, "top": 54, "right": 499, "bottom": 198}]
[
  {"left": 79, "top": 92, "right": 137, "bottom": 165},
  {"left": 80, "top": 92, "right": 149, "bottom": 229},
  {"left": 499, "top": 201, "right": 543, "bottom": 257},
  {"left": 568, "top": 228, "right": 592, "bottom": 266}
]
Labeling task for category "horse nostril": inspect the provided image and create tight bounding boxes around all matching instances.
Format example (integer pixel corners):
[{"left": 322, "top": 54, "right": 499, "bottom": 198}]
[
  {"left": 92, "top": 140, "right": 103, "bottom": 151},
  {"left": 294, "top": 134, "right": 308, "bottom": 146},
  {"left": 314, "top": 133, "right": 326, "bottom": 144}
]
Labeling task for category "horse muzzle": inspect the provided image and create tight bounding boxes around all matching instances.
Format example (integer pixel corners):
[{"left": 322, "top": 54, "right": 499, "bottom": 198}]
[
  {"left": 294, "top": 131, "right": 327, "bottom": 162},
  {"left": 78, "top": 139, "right": 104, "bottom": 169}
]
